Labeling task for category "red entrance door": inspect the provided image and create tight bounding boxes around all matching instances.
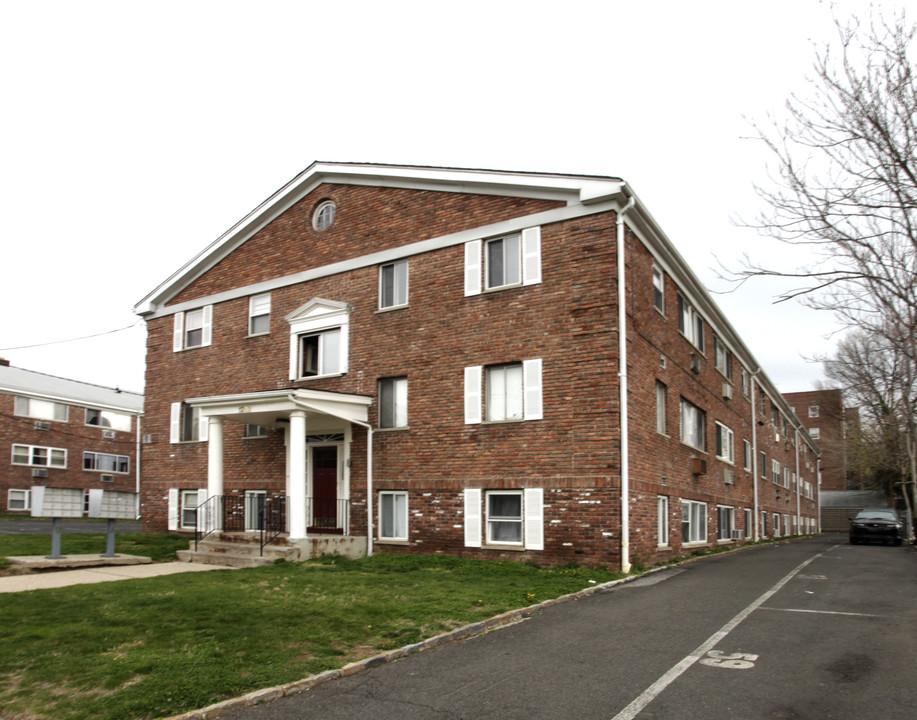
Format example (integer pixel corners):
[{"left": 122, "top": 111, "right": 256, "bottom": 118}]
[{"left": 310, "top": 446, "right": 339, "bottom": 532}]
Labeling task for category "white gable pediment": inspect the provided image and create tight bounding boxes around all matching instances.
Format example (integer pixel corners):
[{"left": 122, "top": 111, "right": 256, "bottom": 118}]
[{"left": 284, "top": 298, "right": 351, "bottom": 326}]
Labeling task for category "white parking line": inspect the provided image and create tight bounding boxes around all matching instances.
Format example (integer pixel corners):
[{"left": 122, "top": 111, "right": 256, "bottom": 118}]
[
  {"left": 609, "top": 551, "right": 825, "bottom": 720},
  {"left": 759, "top": 607, "right": 883, "bottom": 618}
]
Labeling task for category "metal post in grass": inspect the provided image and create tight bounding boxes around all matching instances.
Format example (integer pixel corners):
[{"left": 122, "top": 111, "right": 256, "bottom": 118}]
[
  {"left": 47, "top": 517, "right": 65, "bottom": 559},
  {"left": 103, "top": 518, "right": 119, "bottom": 557}
]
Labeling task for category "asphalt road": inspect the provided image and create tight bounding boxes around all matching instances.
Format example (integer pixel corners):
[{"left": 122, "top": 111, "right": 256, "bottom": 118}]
[{"left": 214, "top": 534, "right": 917, "bottom": 720}]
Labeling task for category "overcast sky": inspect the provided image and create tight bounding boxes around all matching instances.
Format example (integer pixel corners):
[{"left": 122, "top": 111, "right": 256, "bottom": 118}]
[{"left": 0, "top": 0, "right": 905, "bottom": 396}]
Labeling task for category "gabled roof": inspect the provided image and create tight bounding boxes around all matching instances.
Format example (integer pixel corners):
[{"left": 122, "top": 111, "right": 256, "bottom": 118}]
[
  {"left": 133, "top": 162, "right": 627, "bottom": 317},
  {"left": 0, "top": 364, "right": 143, "bottom": 414}
]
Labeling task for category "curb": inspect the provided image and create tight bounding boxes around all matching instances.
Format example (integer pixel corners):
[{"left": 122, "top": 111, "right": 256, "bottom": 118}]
[{"left": 163, "top": 569, "right": 659, "bottom": 720}]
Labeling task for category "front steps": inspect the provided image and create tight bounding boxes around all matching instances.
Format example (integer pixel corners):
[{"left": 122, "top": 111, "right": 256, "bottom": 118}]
[{"left": 176, "top": 533, "right": 302, "bottom": 568}]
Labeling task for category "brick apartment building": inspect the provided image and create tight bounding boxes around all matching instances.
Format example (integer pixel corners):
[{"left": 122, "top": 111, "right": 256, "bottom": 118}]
[
  {"left": 1, "top": 360, "right": 143, "bottom": 514},
  {"left": 783, "top": 389, "right": 848, "bottom": 492},
  {"left": 134, "top": 162, "right": 820, "bottom": 570}
]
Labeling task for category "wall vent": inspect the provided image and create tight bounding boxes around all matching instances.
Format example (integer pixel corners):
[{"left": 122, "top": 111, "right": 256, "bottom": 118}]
[
  {"left": 142, "top": 434, "right": 153, "bottom": 444},
  {"left": 100, "top": 474, "right": 114, "bottom": 483},
  {"left": 692, "top": 458, "right": 707, "bottom": 476},
  {"left": 102, "top": 430, "right": 116, "bottom": 440},
  {"left": 31, "top": 468, "right": 49, "bottom": 478},
  {"left": 731, "top": 529, "right": 744, "bottom": 540},
  {"left": 34, "top": 421, "right": 51, "bottom": 431},
  {"left": 690, "top": 355, "right": 702, "bottom": 374},
  {"left": 722, "top": 383, "right": 733, "bottom": 400},
  {"left": 724, "top": 469, "right": 735, "bottom": 484}
]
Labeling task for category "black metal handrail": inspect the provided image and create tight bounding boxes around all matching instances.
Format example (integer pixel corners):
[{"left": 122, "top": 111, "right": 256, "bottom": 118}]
[
  {"left": 259, "top": 495, "right": 287, "bottom": 555},
  {"left": 306, "top": 497, "right": 349, "bottom": 534},
  {"left": 194, "top": 495, "right": 222, "bottom": 550}
]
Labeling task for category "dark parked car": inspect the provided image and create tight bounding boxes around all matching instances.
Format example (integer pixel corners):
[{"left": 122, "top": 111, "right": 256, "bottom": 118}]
[{"left": 849, "top": 507, "right": 905, "bottom": 546}]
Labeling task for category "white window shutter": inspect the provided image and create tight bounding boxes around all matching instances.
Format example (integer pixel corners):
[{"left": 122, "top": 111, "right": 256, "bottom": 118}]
[
  {"left": 167, "top": 488, "right": 179, "bottom": 531},
  {"left": 464, "top": 239, "right": 482, "bottom": 296},
  {"left": 523, "top": 358, "right": 543, "bottom": 420},
  {"left": 169, "top": 402, "right": 181, "bottom": 443},
  {"left": 522, "top": 227, "right": 542, "bottom": 286},
  {"left": 464, "top": 488, "right": 482, "bottom": 547},
  {"left": 464, "top": 366, "right": 482, "bottom": 424},
  {"left": 201, "top": 305, "right": 213, "bottom": 347},
  {"left": 199, "top": 414, "right": 209, "bottom": 442},
  {"left": 524, "top": 488, "right": 544, "bottom": 550},
  {"left": 172, "top": 313, "right": 184, "bottom": 352}
]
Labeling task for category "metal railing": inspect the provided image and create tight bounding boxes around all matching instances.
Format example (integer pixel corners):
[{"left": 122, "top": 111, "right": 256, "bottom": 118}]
[
  {"left": 258, "top": 495, "right": 287, "bottom": 555},
  {"left": 307, "top": 497, "right": 349, "bottom": 534}
]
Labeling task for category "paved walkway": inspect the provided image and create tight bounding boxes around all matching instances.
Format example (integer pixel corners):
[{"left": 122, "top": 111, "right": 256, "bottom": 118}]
[{"left": 0, "top": 561, "right": 234, "bottom": 593}]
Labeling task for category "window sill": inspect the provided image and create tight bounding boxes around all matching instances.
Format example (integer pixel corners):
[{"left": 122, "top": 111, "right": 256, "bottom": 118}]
[
  {"left": 246, "top": 332, "right": 270, "bottom": 339},
  {"left": 483, "top": 543, "right": 526, "bottom": 552},
  {"left": 375, "top": 304, "right": 409, "bottom": 314},
  {"left": 376, "top": 538, "right": 410, "bottom": 545},
  {"left": 376, "top": 426, "right": 410, "bottom": 433},
  {"left": 483, "top": 283, "right": 523, "bottom": 294},
  {"left": 293, "top": 373, "right": 345, "bottom": 382},
  {"left": 482, "top": 419, "right": 525, "bottom": 425}
]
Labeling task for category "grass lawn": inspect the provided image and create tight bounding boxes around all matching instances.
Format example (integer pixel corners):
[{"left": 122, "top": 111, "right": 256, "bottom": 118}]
[{"left": 0, "top": 535, "right": 626, "bottom": 720}]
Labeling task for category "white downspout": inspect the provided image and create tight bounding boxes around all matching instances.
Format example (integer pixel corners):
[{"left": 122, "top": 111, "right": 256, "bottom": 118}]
[
  {"left": 794, "top": 428, "right": 801, "bottom": 533},
  {"left": 287, "top": 395, "right": 375, "bottom": 557},
  {"left": 750, "top": 369, "right": 762, "bottom": 541},
  {"left": 135, "top": 414, "right": 142, "bottom": 520},
  {"left": 617, "top": 192, "right": 636, "bottom": 574}
]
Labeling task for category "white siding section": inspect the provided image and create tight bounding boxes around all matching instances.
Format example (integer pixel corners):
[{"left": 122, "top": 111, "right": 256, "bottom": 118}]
[
  {"left": 169, "top": 402, "right": 181, "bottom": 443},
  {"left": 464, "top": 488, "right": 482, "bottom": 547},
  {"left": 524, "top": 488, "right": 544, "bottom": 550},
  {"left": 464, "top": 366, "right": 482, "bottom": 424},
  {"left": 172, "top": 312, "right": 184, "bottom": 352},
  {"left": 523, "top": 358, "right": 543, "bottom": 420},
  {"left": 464, "top": 239, "right": 482, "bottom": 296},
  {"left": 521, "top": 226, "right": 541, "bottom": 286},
  {"left": 167, "top": 488, "right": 179, "bottom": 531}
]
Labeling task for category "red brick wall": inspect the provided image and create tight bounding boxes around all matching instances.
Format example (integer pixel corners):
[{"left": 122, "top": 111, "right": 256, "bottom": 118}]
[
  {"left": 141, "top": 182, "right": 817, "bottom": 566},
  {"left": 0, "top": 390, "right": 139, "bottom": 512}
]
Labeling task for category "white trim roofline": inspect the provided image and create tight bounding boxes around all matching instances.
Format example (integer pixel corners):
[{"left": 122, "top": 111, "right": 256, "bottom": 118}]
[{"left": 133, "top": 161, "right": 625, "bottom": 316}]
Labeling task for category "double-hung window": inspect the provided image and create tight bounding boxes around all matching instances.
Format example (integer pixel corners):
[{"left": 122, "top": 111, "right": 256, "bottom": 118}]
[
  {"left": 715, "top": 422, "right": 734, "bottom": 463},
  {"left": 717, "top": 505, "right": 735, "bottom": 540},
  {"left": 169, "top": 402, "right": 209, "bottom": 443},
  {"left": 681, "top": 499, "right": 707, "bottom": 544},
  {"left": 714, "top": 337, "right": 732, "bottom": 380},
  {"left": 772, "top": 459, "right": 781, "bottom": 485},
  {"left": 464, "top": 360, "right": 542, "bottom": 424},
  {"left": 249, "top": 293, "right": 271, "bottom": 335},
  {"left": 83, "top": 452, "right": 129, "bottom": 474},
  {"left": 677, "top": 295, "right": 705, "bottom": 351},
  {"left": 760, "top": 451, "right": 767, "bottom": 479},
  {"left": 680, "top": 398, "right": 706, "bottom": 450},
  {"left": 12, "top": 444, "right": 67, "bottom": 468},
  {"left": 653, "top": 265, "right": 665, "bottom": 312},
  {"left": 379, "top": 377, "right": 408, "bottom": 428},
  {"left": 14, "top": 396, "right": 68, "bottom": 422},
  {"left": 8, "top": 489, "right": 30, "bottom": 511},
  {"left": 173, "top": 305, "right": 213, "bottom": 351},
  {"left": 86, "top": 408, "right": 131, "bottom": 432},
  {"left": 181, "top": 490, "right": 199, "bottom": 530},
  {"left": 808, "top": 405, "right": 820, "bottom": 418},
  {"left": 809, "top": 427, "right": 820, "bottom": 439},
  {"left": 299, "top": 329, "right": 342, "bottom": 377},
  {"left": 464, "top": 227, "right": 541, "bottom": 296},
  {"left": 379, "top": 491, "right": 408, "bottom": 541},
  {"left": 380, "top": 260, "right": 409, "bottom": 309},
  {"left": 286, "top": 299, "right": 350, "bottom": 380},
  {"left": 743, "top": 439, "right": 752, "bottom": 472},
  {"left": 463, "top": 488, "right": 544, "bottom": 550},
  {"left": 486, "top": 490, "right": 524, "bottom": 544}
]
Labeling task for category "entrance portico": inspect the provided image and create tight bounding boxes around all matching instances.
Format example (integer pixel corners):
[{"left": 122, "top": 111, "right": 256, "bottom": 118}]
[{"left": 187, "top": 388, "right": 373, "bottom": 540}]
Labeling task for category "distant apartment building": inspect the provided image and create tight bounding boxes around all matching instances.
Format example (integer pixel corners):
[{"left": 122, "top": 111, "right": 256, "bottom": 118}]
[
  {"left": 783, "top": 389, "right": 849, "bottom": 492},
  {"left": 0, "top": 360, "right": 144, "bottom": 514}
]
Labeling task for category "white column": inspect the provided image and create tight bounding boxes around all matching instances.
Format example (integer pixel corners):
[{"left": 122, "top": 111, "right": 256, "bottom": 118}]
[
  {"left": 207, "top": 416, "right": 224, "bottom": 531},
  {"left": 289, "top": 410, "right": 307, "bottom": 539}
]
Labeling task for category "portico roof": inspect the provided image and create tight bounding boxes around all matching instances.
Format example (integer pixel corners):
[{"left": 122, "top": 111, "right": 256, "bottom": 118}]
[{"left": 186, "top": 388, "right": 372, "bottom": 430}]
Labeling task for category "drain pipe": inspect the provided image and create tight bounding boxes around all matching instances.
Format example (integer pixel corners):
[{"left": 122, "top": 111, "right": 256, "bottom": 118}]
[
  {"left": 287, "top": 395, "right": 375, "bottom": 557},
  {"left": 750, "top": 368, "right": 762, "bottom": 540},
  {"left": 617, "top": 190, "right": 636, "bottom": 574}
]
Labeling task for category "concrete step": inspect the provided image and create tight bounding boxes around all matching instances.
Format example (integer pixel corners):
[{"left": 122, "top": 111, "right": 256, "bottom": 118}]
[{"left": 176, "top": 535, "right": 302, "bottom": 568}]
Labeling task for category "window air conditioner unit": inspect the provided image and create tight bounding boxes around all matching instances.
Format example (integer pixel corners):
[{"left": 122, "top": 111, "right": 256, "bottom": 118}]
[
  {"left": 102, "top": 430, "right": 116, "bottom": 439},
  {"left": 731, "top": 529, "right": 744, "bottom": 540},
  {"left": 692, "top": 458, "right": 707, "bottom": 476},
  {"left": 32, "top": 468, "right": 49, "bottom": 478},
  {"left": 101, "top": 474, "right": 114, "bottom": 483},
  {"left": 722, "top": 383, "right": 733, "bottom": 400},
  {"left": 34, "top": 421, "right": 51, "bottom": 431},
  {"left": 724, "top": 469, "right": 735, "bottom": 484},
  {"left": 690, "top": 355, "right": 702, "bottom": 374}
]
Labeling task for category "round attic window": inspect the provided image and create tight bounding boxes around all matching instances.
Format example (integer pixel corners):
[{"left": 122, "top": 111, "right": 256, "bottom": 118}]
[{"left": 312, "top": 200, "right": 336, "bottom": 231}]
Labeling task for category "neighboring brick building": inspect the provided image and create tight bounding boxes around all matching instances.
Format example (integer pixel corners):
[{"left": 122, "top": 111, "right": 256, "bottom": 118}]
[
  {"left": 783, "top": 389, "right": 848, "bottom": 492},
  {"left": 0, "top": 360, "right": 143, "bottom": 514},
  {"left": 134, "top": 162, "right": 820, "bottom": 570}
]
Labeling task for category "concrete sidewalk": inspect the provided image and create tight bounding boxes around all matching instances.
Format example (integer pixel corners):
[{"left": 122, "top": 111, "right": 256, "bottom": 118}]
[{"left": 0, "top": 560, "right": 235, "bottom": 593}]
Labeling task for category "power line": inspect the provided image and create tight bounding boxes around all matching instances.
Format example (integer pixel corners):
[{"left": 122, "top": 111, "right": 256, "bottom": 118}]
[{"left": 0, "top": 321, "right": 143, "bottom": 351}]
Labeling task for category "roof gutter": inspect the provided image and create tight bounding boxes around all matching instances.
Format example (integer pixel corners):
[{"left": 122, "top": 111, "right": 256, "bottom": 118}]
[{"left": 617, "top": 190, "right": 636, "bottom": 574}]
